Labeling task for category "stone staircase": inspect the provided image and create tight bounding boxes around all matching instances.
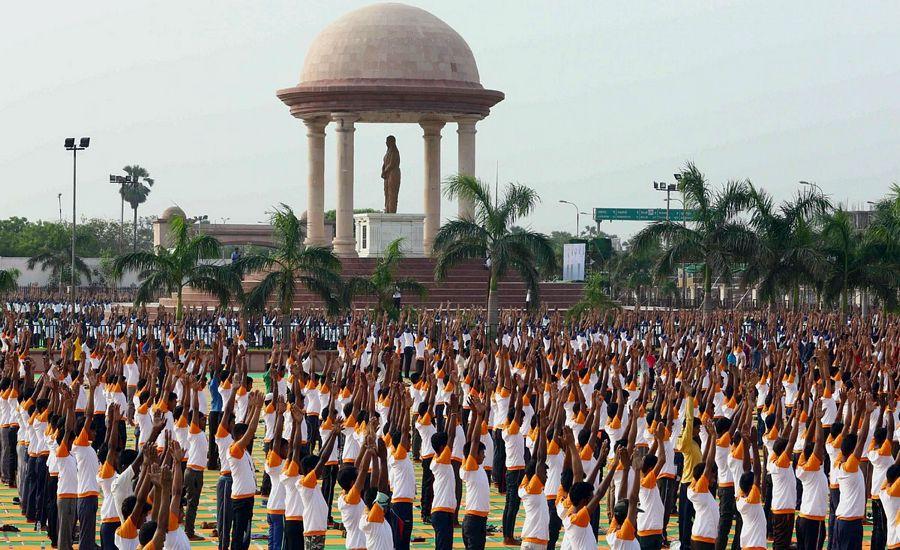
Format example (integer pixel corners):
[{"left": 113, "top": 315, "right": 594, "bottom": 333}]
[{"left": 168, "top": 258, "right": 584, "bottom": 310}]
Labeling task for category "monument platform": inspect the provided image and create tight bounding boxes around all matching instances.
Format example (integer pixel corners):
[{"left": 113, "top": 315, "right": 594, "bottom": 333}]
[{"left": 354, "top": 212, "right": 425, "bottom": 257}]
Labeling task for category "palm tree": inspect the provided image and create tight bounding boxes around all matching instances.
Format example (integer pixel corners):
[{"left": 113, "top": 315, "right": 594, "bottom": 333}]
[
  {"left": 633, "top": 163, "right": 756, "bottom": 310},
  {"left": 818, "top": 209, "right": 896, "bottom": 315},
  {"left": 113, "top": 214, "right": 240, "bottom": 320},
  {"left": 237, "top": 204, "right": 342, "bottom": 330},
  {"left": 611, "top": 245, "right": 657, "bottom": 309},
  {"left": 341, "top": 237, "right": 426, "bottom": 318},
  {"left": 0, "top": 269, "right": 18, "bottom": 296},
  {"left": 744, "top": 185, "right": 831, "bottom": 308},
  {"left": 567, "top": 272, "right": 620, "bottom": 318},
  {"left": 433, "top": 175, "right": 557, "bottom": 333},
  {"left": 121, "top": 165, "right": 154, "bottom": 251},
  {"left": 28, "top": 230, "right": 92, "bottom": 289}
]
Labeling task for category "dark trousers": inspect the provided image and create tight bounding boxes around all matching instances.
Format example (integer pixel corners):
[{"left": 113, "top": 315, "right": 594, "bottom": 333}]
[
  {"left": 432, "top": 510, "right": 454, "bottom": 550},
  {"left": 772, "top": 512, "right": 794, "bottom": 550},
  {"left": 184, "top": 467, "right": 204, "bottom": 535},
  {"left": 716, "top": 485, "right": 740, "bottom": 550},
  {"left": 208, "top": 410, "right": 223, "bottom": 469},
  {"left": 20, "top": 454, "right": 31, "bottom": 515},
  {"left": 872, "top": 498, "right": 887, "bottom": 550},
  {"left": 391, "top": 500, "right": 413, "bottom": 550},
  {"left": 492, "top": 430, "right": 507, "bottom": 492},
  {"left": 46, "top": 475, "right": 59, "bottom": 546},
  {"left": 503, "top": 469, "right": 525, "bottom": 539},
  {"left": 283, "top": 520, "right": 304, "bottom": 550},
  {"left": 322, "top": 464, "right": 338, "bottom": 523},
  {"left": 638, "top": 533, "right": 665, "bottom": 550},
  {"left": 78, "top": 495, "right": 99, "bottom": 550},
  {"left": 462, "top": 513, "right": 486, "bottom": 550},
  {"left": 828, "top": 487, "right": 840, "bottom": 550},
  {"left": 57, "top": 497, "right": 77, "bottom": 550},
  {"left": 25, "top": 454, "right": 48, "bottom": 523},
  {"left": 402, "top": 346, "right": 414, "bottom": 378},
  {"left": 831, "top": 518, "right": 863, "bottom": 550},
  {"left": 217, "top": 474, "right": 233, "bottom": 550},
  {"left": 230, "top": 496, "right": 254, "bottom": 550},
  {"left": 796, "top": 516, "right": 826, "bottom": 550},
  {"left": 1, "top": 427, "right": 15, "bottom": 483},
  {"left": 421, "top": 457, "right": 434, "bottom": 520},
  {"left": 100, "top": 521, "right": 120, "bottom": 550},
  {"left": 678, "top": 482, "right": 695, "bottom": 549},
  {"left": 411, "top": 415, "right": 422, "bottom": 459},
  {"left": 261, "top": 441, "right": 272, "bottom": 496},
  {"left": 548, "top": 499, "right": 562, "bottom": 550}
]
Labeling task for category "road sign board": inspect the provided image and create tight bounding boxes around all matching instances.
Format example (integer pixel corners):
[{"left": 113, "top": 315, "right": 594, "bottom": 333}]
[{"left": 593, "top": 207, "right": 698, "bottom": 222}]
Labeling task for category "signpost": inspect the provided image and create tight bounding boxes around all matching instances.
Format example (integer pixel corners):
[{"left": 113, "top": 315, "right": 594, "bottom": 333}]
[{"left": 593, "top": 207, "right": 698, "bottom": 222}]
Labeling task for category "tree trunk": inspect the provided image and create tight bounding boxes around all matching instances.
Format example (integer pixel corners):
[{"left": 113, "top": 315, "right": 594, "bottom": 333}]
[
  {"left": 701, "top": 265, "right": 712, "bottom": 311},
  {"left": 176, "top": 286, "right": 184, "bottom": 321},
  {"left": 133, "top": 208, "right": 138, "bottom": 251},
  {"left": 486, "top": 273, "right": 499, "bottom": 338}
]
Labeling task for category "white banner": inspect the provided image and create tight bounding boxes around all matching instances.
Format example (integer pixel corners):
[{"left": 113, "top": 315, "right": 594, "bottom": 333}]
[{"left": 562, "top": 243, "right": 586, "bottom": 281}]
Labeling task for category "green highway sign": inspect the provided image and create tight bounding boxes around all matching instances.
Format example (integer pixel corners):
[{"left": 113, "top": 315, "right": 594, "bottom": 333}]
[{"left": 593, "top": 207, "right": 698, "bottom": 222}]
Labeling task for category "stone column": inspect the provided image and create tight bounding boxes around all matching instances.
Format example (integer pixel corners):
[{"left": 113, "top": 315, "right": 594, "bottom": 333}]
[
  {"left": 332, "top": 113, "right": 359, "bottom": 256},
  {"left": 420, "top": 119, "right": 445, "bottom": 255},
  {"left": 303, "top": 118, "right": 328, "bottom": 247},
  {"left": 456, "top": 115, "right": 481, "bottom": 219}
]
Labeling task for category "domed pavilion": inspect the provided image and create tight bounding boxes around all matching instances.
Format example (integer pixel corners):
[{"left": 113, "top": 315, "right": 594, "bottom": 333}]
[{"left": 277, "top": 2, "right": 504, "bottom": 256}]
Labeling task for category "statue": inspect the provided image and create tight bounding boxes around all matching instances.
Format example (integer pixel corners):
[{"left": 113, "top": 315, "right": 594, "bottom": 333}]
[{"left": 381, "top": 135, "right": 401, "bottom": 213}]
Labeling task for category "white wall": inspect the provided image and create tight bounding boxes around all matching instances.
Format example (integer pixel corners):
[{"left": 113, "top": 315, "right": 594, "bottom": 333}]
[{"left": 0, "top": 257, "right": 142, "bottom": 287}]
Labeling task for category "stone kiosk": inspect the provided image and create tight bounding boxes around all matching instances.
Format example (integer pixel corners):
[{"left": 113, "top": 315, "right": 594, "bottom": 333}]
[{"left": 276, "top": 3, "right": 503, "bottom": 257}]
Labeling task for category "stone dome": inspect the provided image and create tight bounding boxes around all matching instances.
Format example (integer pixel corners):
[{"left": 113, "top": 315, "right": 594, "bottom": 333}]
[
  {"left": 300, "top": 3, "right": 481, "bottom": 89},
  {"left": 159, "top": 205, "right": 186, "bottom": 221},
  {"left": 278, "top": 3, "right": 503, "bottom": 121}
]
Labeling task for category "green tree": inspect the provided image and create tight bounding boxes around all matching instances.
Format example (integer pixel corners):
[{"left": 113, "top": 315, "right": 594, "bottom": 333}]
[
  {"left": 434, "top": 175, "right": 557, "bottom": 332},
  {"left": 27, "top": 230, "right": 92, "bottom": 288},
  {"left": 633, "top": 163, "right": 756, "bottom": 310},
  {"left": 113, "top": 215, "right": 240, "bottom": 320},
  {"left": 0, "top": 269, "right": 19, "bottom": 296},
  {"left": 341, "top": 237, "right": 426, "bottom": 318},
  {"left": 567, "top": 272, "right": 620, "bottom": 318},
  {"left": 238, "top": 204, "right": 342, "bottom": 328},
  {"left": 818, "top": 209, "right": 897, "bottom": 315},
  {"left": 121, "top": 165, "right": 154, "bottom": 251},
  {"left": 744, "top": 185, "right": 831, "bottom": 308}
]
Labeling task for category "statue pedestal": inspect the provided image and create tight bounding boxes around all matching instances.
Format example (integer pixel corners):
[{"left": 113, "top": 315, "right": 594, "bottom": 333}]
[{"left": 354, "top": 213, "right": 426, "bottom": 258}]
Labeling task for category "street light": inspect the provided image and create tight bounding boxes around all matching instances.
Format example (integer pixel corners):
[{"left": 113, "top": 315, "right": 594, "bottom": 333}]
[
  {"left": 799, "top": 180, "right": 824, "bottom": 195},
  {"left": 653, "top": 180, "right": 688, "bottom": 307},
  {"left": 558, "top": 200, "right": 582, "bottom": 236},
  {"left": 64, "top": 137, "right": 89, "bottom": 307}
]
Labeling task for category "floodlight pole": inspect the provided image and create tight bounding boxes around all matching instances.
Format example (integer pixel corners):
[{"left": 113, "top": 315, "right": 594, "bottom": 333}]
[
  {"left": 65, "top": 138, "right": 89, "bottom": 309},
  {"left": 71, "top": 147, "right": 77, "bottom": 306}
]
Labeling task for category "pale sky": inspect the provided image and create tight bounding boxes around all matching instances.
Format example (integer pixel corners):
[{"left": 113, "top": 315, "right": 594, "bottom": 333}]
[{"left": 1, "top": 1, "right": 898, "bottom": 239}]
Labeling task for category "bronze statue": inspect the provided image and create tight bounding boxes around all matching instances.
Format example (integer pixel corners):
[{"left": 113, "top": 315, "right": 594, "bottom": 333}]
[{"left": 381, "top": 135, "right": 401, "bottom": 213}]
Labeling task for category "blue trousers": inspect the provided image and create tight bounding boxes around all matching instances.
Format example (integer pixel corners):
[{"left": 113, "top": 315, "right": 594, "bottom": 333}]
[
  {"left": 832, "top": 519, "right": 863, "bottom": 550},
  {"left": 217, "top": 474, "right": 233, "bottom": 550},
  {"left": 267, "top": 514, "right": 284, "bottom": 550}
]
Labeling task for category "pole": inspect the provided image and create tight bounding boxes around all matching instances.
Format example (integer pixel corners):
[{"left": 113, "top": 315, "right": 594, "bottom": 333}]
[
  {"left": 120, "top": 182, "right": 125, "bottom": 255},
  {"left": 71, "top": 148, "right": 77, "bottom": 309}
]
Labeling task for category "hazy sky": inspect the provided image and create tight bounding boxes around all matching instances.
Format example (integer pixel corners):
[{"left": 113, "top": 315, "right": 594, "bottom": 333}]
[{"left": 2, "top": 1, "right": 898, "bottom": 239}]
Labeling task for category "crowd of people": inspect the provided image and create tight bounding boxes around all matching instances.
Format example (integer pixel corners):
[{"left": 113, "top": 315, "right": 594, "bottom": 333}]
[{"left": 0, "top": 304, "right": 897, "bottom": 550}]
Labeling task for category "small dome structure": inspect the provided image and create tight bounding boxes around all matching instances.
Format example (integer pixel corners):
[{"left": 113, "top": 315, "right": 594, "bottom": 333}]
[
  {"left": 277, "top": 3, "right": 503, "bottom": 122},
  {"left": 159, "top": 205, "right": 186, "bottom": 221}
]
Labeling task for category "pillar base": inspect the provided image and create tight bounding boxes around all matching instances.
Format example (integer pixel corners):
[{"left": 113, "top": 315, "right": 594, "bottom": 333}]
[{"left": 332, "top": 239, "right": 358, "bottom": 257}]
